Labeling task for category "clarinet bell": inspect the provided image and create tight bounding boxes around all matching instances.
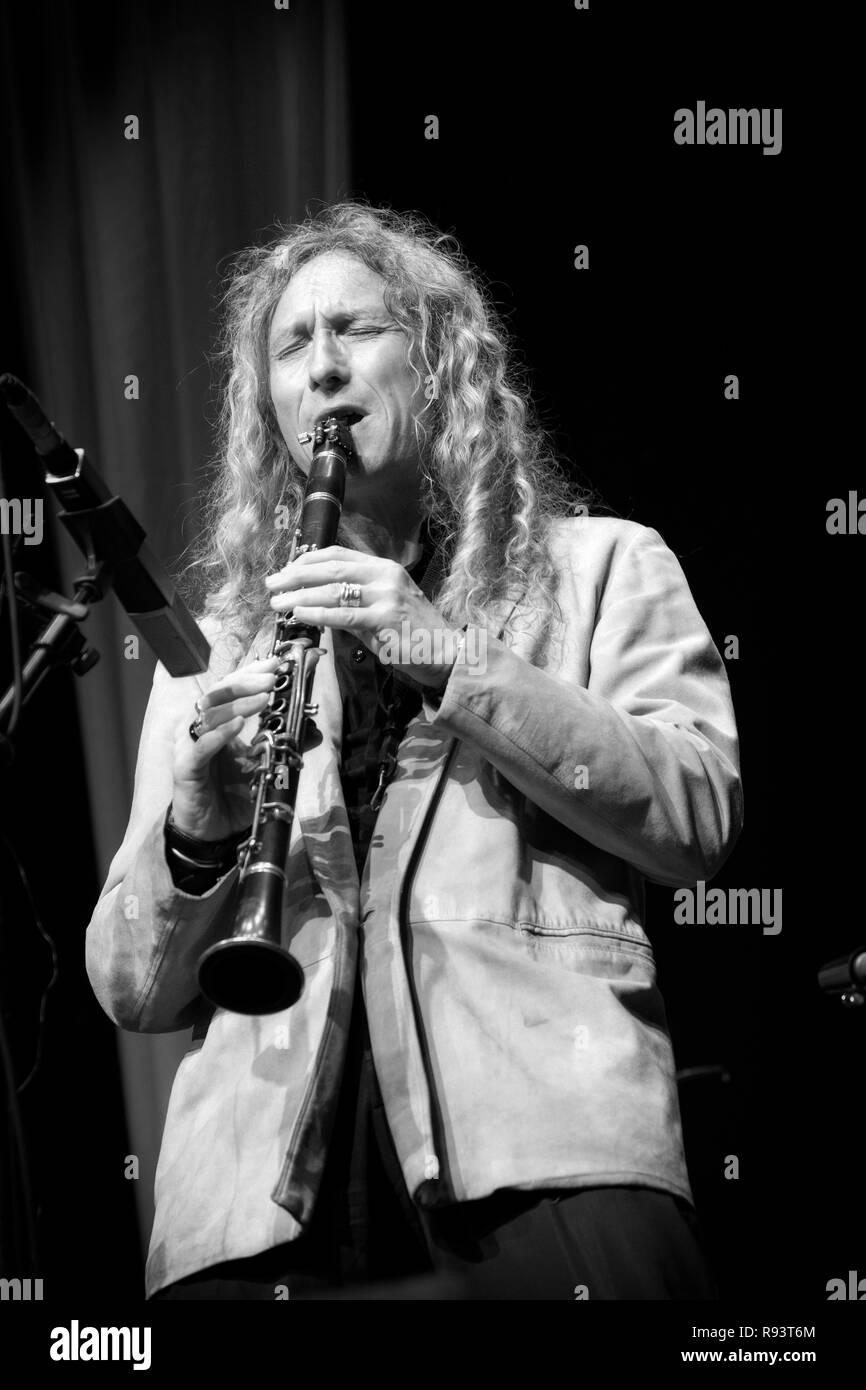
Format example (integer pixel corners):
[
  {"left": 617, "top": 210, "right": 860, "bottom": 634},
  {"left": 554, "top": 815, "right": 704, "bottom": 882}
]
[{"left": 198, "top": 934, "right": 305, "bottom": 1015}]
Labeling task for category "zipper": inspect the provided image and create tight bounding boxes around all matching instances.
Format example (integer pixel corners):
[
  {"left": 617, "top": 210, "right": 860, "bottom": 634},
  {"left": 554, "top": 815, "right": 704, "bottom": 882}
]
[
  {"left": 391, "top": 607, "right": 522, "bottom": 1198},
  {"left": 395, "top": 731, "right": 462, "bottom": 1199}
]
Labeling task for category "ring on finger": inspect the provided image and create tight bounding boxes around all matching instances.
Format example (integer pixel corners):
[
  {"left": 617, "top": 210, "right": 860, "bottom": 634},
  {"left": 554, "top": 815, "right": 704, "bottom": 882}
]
[
  {"left": 339, "top": 582, "right": 362, "bottom": 608},
  {"left": 189, "top": 704, "right": 206, "bottom": 742}
]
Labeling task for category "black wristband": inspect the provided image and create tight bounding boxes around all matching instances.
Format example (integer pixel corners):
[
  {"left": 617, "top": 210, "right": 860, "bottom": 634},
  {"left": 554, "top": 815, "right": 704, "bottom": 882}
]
[{"left": 164, "top": 805, "right": 249, "bottom": 869}]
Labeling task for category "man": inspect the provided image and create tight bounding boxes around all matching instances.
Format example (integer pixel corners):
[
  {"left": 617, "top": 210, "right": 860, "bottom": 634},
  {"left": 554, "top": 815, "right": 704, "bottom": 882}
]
[{"left": 85, "top": 203, "right": 742, "bottom": 1299}]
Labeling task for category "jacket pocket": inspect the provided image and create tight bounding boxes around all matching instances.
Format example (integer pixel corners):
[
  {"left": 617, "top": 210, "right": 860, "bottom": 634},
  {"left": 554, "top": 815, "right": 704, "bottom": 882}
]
[
  {"left": 513, "top": 917, "right": 653, "bottom": 953},
  {"left": 505, "top": 921, "right": 657, "bottom": 984}
]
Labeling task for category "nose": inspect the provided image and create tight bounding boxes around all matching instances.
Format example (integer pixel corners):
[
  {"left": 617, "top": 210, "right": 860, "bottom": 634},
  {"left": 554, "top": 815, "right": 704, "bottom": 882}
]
[{"left": 308, "top": 325, "right": 350, "bottom": 391}]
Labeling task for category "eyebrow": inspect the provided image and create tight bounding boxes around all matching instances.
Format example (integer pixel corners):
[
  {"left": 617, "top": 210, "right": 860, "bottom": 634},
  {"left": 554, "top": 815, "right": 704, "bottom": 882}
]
[{"left": 269, "top": 306, "right": 392, "bottom": 352}]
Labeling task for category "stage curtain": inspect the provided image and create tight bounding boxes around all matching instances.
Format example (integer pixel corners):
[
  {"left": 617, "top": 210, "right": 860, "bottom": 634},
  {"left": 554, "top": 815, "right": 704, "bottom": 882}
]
[{"left": 0, "top": 0, "right": 350, "bottom": 1257}]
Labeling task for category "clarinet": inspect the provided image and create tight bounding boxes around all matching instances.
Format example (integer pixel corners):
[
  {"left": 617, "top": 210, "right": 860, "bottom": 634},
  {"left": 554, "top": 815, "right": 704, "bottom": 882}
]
[{"left": 197, "top": 416, "right": 352, "bottom": 1014}]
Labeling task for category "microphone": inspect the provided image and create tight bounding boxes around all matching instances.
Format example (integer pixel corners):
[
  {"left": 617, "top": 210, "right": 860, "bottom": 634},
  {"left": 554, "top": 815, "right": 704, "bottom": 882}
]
[
  {"left": 818, "top": 949, "right": 866, "bottom": 996},
  {"left": 0, "top": 374, "right": 209, "bottom": 677}
]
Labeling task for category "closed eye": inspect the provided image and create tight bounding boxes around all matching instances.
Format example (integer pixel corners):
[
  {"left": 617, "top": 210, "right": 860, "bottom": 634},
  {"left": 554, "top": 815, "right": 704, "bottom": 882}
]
[{"left": 272, "top": 324, "right": 396, "bottom": 359}]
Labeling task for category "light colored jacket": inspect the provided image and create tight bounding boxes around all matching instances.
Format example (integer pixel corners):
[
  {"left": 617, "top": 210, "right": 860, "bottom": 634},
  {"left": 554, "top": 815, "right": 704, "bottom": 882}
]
[{"left": 85, "top": 516, "right": 742, "bottom": 1296}]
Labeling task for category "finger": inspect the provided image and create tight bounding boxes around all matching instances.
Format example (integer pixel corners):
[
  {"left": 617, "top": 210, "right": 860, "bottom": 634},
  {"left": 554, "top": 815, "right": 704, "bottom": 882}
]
[
  {"left": 202, "top": 654, "right": 281, "bottom": 677},
  {"left": 199, "top": 666, "right": 279, "bottom": 712},
  {"left": 291, "top": 545, "right": 364, "bottom": 566},
  {"left": 195, "top": 690, "right": 272, "bottom": 731},
  {"left": 269, "top": 581, "right": 352, "bottom": 611},
  {"left": 265, "top": 550, "right": 378, "bottom": 590},
  {"left": 178, "top": 712, "right": 246, "bottom": 764},
  {"left": 286, "top": 605, "right": 365, "bottom": 628}
]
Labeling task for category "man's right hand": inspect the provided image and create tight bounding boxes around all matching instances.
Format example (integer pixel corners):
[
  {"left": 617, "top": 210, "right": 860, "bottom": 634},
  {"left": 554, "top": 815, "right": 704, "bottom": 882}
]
[{"left": 170, "top": 655, "right": 281, "bottom": 843}]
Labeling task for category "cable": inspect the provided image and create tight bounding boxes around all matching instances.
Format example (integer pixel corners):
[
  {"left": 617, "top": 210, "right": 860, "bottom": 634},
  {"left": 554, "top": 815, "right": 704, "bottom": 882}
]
[
  {"left": 0, "top": 989, "right": 39, "bottom": 1273},
  {"left": 0, "top": 829, "right": 60, "bottom": 1095},
  {"left": 0, "top": 441, "right": 25, "bottom": 738}
]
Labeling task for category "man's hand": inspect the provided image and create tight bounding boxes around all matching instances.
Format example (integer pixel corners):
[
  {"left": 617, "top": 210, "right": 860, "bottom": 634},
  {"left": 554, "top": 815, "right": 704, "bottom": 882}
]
[
  {"left": 171, "top": 655, "right": 281, "bottom": 841},
  {"left": 265, "top": 546, "right": 463, "bottom": 690}
]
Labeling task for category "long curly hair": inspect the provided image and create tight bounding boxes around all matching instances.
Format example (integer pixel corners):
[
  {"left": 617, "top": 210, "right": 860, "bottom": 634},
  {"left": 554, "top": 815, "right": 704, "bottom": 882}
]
[{"left": 179, "top": 202, "right": 593, "bottom": 655}]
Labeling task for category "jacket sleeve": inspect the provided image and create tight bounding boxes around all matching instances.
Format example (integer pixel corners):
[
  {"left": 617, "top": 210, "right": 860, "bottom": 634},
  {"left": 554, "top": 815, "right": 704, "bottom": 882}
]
[
  {"left": 84, "top": 655, "right": 241, "bottom": 1034},
  {"left": 426, "top": 522, "right": 743, "bottom": 887}
]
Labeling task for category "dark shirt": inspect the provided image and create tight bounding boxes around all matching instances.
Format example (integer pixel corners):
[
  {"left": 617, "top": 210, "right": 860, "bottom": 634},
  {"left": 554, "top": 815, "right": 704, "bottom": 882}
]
[
  {"left": 331, "top": 536, "right": 435, "bottom": 876},
  {"left": 318, "top": 532, "right": 439, "bottom": 1281}
]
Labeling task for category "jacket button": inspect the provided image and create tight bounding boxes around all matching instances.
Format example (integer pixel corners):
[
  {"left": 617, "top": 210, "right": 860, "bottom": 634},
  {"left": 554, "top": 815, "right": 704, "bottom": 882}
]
[{"left": 352, "top": 646, "right": 367, "bottom": 663}]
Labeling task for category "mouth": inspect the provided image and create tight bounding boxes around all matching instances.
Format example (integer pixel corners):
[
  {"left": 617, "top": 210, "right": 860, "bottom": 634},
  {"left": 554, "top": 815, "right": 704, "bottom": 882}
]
[{"left": 312, "top": 408, "right": 366, "bottom": 430}]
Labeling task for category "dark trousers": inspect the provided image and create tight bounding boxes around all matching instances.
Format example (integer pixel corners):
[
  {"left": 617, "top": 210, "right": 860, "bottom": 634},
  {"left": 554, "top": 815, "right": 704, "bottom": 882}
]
[{"left": 152, "top": 975, "right": 717, "bottom": 1301}]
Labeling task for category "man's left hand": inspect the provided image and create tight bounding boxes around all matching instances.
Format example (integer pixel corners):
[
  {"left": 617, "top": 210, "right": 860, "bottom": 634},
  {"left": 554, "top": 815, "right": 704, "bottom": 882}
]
[{"left": 265, "top": 546, "right": 463, "bottom": 691}]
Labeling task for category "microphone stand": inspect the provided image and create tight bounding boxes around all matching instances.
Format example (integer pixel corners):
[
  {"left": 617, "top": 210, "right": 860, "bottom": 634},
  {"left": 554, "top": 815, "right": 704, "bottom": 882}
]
[
  {"left": 1, "top": 402, "right": 210, "bottom": 736},
  {"left": 0, "top": 469, "right": 109, "bottom": 1282},
  {"left": 0, "top": 561, "right": 104, "bottom": 745},
  {"left": 0, "top": 381, "right": 210, "bottom": 1282}
]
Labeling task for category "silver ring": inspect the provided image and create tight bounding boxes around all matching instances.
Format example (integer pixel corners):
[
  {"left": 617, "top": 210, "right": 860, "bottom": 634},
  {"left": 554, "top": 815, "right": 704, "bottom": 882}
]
[
  {"left": 339, "top": 582, "right": 362, "bottom": 608},
  {"left": 189, "top": 701, "right": 205, "bottom": 742}
]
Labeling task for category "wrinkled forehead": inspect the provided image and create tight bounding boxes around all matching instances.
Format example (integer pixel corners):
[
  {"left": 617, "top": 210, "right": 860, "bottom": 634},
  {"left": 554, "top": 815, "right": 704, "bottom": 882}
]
[{"left": 272, "top": 252, "right": 388, "bottom": 328}]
